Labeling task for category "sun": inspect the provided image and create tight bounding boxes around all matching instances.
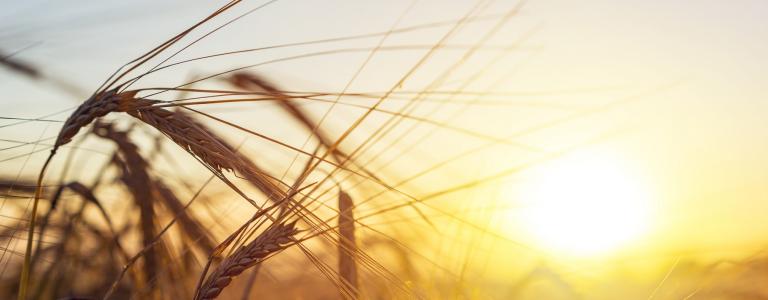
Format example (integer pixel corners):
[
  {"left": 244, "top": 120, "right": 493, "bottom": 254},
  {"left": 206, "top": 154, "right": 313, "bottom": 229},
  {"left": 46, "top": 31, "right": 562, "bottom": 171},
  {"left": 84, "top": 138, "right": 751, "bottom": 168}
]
[{"left": 516, "top": 149, "right": 653, "bottom": 256}]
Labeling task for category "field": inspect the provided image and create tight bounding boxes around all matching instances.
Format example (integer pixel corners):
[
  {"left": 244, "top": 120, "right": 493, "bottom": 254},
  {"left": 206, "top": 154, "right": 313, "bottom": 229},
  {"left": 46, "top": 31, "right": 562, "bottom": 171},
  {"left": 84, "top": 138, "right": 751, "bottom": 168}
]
[{"left": 2, "top": 1, "right": 768, "bottom": 299}]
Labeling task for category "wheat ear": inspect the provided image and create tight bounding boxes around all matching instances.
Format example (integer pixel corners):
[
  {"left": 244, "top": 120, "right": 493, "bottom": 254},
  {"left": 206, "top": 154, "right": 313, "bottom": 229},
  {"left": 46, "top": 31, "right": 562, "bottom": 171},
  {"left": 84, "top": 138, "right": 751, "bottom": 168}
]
[
  {"left": 337, "top": 190, "right": 359, "bottom": 298},
  {"left": 194, "top": 222, "right": 298, "bottom": 300}
]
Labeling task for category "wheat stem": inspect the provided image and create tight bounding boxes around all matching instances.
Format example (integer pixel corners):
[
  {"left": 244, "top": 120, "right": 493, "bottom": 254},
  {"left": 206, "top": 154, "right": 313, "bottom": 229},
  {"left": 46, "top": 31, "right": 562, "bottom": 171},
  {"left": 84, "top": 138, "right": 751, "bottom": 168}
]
[{"left": 18, "top": 150, "right": 55, "bottom": 300}]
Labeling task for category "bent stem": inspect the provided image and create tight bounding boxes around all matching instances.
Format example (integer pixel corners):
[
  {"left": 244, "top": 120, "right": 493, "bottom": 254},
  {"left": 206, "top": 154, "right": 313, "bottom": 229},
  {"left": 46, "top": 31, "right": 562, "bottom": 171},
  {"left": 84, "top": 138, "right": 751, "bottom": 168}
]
[{"left": 18, "top": 150, "right": 55, "bottom": 300}]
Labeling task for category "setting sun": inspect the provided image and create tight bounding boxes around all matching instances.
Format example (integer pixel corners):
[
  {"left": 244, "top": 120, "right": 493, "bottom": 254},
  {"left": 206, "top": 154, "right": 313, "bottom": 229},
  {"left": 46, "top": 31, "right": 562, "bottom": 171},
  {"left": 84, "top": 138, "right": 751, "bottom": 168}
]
[{"left": 518, "top": 149, "right": 653, "bottom": 256}]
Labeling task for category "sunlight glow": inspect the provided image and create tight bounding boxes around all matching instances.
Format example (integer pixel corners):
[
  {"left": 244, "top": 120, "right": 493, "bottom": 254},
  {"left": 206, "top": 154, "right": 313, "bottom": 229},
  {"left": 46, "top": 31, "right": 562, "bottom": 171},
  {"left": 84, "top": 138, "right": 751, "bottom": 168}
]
[{"left": 519, "top": 149, "right": 652, "bottom": 256}]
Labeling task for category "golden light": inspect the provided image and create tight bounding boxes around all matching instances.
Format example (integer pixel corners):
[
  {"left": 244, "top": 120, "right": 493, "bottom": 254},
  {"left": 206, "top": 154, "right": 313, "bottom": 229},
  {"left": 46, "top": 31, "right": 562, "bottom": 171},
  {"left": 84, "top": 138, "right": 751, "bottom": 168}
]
[{"left": 517, "top": 149, "right": 653, "bottom": 257}]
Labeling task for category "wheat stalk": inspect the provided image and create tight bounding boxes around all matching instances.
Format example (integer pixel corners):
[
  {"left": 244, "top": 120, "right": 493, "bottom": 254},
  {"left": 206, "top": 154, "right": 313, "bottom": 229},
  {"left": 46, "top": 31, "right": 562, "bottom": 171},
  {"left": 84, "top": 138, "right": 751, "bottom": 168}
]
[
  {"left": 95, "top": 122, "right": 162, "bottom": 288},
  {"left": 55, "top": 89, "right": 149, "bottom": 147},
  {"left": 160, "top": 108, "right": 290, "bottom": 201},
  {"left": 152, "top": 180, "right": 217, "bottom": 254},
  {"left": 59, "top": 88, "right": 273, "bottom": 203},
  {"left": 194, "top": 221, "right": 298, "bottom": 300},
  {"left": 337, "top": 190, "right": 359, "bottom": 298},
  {"left": 226, "top": 72, "right": 382, "bottom": 181},
  {"left": 126, "top": 105, "right": 238, "bottom": 173},
  {"left": 17, "top": 3, "right": 251, "bottom": 298},
  {"left": 0, "top": 51, "right": 39, "bottom": 79}
]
